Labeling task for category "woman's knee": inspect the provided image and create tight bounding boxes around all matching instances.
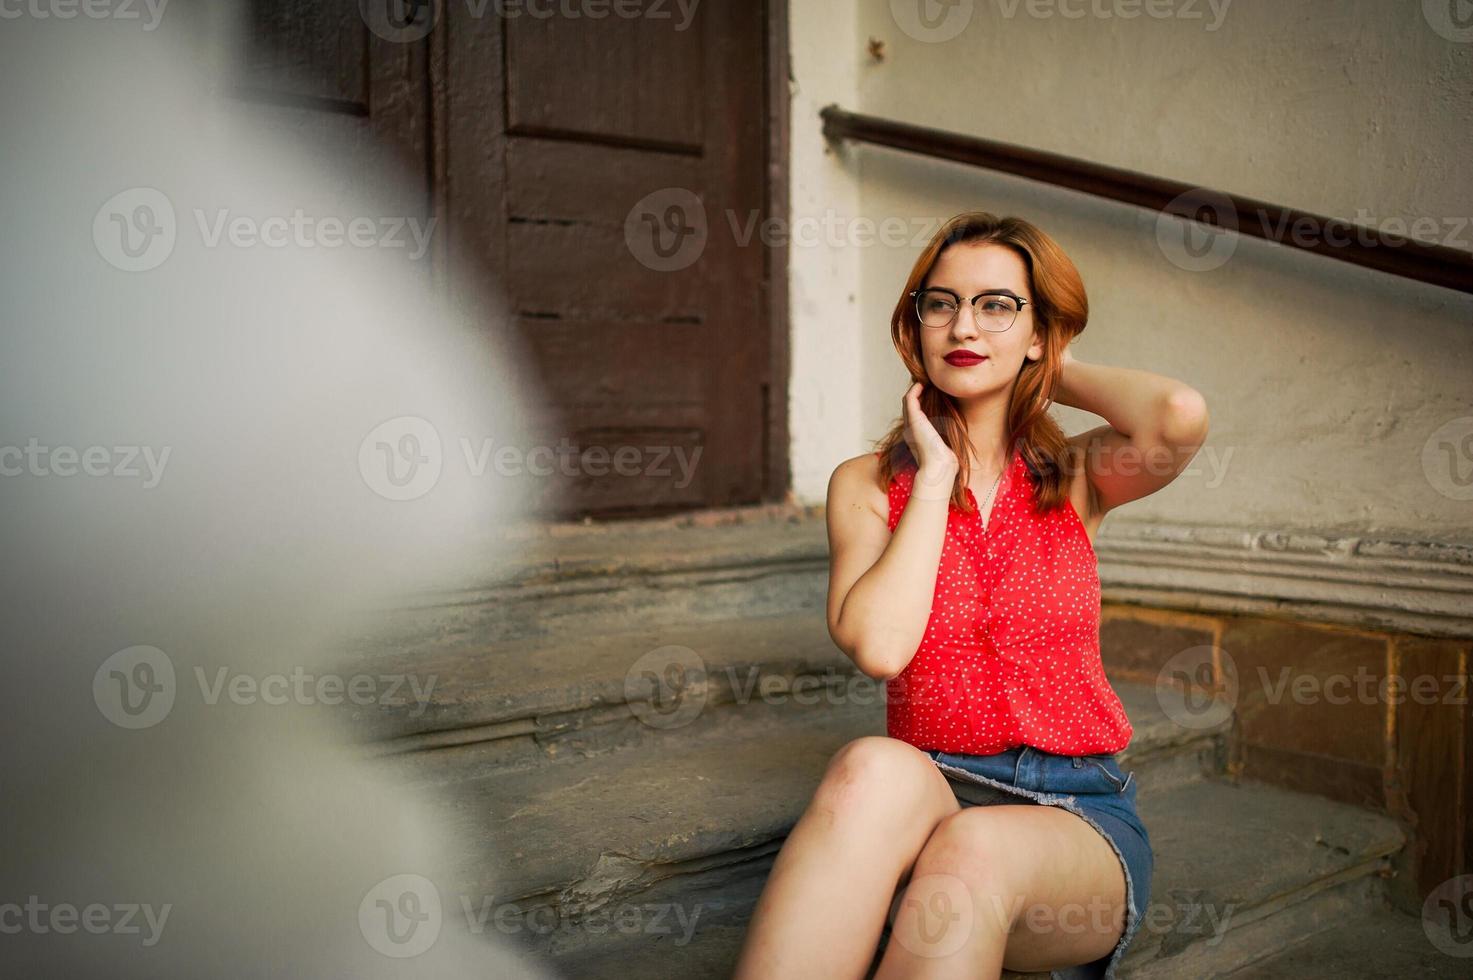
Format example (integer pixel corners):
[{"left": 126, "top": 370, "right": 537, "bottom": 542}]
[
  {"left": 910, "top": 810, "right": 1020, "bottom": 924},
  {"left": 811, "top": 736, "right": 939, "bottom": 824}
]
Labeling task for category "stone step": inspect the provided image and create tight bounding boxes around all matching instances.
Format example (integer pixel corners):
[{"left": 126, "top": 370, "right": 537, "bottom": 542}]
[
  {"left": 1111, "top": 778, "right": 1404, "bottom": 978},
  {"left": 343, "top": 511, "right": 829, "bottom": 658},
  {"left": 342, "top": 602, "right": 1224, "bottom": 795},
  {"left": 1218, "top": 905, "right": 1466, "bottom": 978},
  {"left": 346, "top": 610, "right": 856, "bottom": 754},
  {"left": 382, "top": 665, "right": 1251, "bottom": 970},
  {"left": 530, "top": 777, "right": 1404, "bottom": 979}
]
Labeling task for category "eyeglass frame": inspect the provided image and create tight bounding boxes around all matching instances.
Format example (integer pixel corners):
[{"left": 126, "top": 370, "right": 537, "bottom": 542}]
[{"left": 909, "top": 287, "right": 1030, "bottom": 332}]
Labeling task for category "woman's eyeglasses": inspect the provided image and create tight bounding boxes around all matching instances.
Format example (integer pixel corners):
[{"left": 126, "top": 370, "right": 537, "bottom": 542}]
[{"left": 911, "top": 287, "right": 1028, "bottom": 332}]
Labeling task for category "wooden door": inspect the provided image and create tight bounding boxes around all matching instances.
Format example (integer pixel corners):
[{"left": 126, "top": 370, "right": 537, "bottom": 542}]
[
  {"left": 238, "top": 0, "right": 782, "bottom": 519},
  {"left": 445, "top": 1, "right": 776, "bottom": 518}
]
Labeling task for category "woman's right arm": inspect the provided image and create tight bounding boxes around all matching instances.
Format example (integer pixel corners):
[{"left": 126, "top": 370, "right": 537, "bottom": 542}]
[{"left": 825, "top": 383, "right": 959, "bottom": 680}]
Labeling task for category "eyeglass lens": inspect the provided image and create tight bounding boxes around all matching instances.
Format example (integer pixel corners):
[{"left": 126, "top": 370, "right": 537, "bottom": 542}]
[{"left": 915, "top": 289, "right": 1020, "bottom": 331}]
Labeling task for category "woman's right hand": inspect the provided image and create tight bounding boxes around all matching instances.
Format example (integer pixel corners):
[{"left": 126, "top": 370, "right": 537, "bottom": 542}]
[{"left": 902, "top": 382, "right": 958, "bottom": 497}]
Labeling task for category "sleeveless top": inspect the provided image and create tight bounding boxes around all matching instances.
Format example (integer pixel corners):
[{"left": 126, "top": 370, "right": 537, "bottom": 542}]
[{"left": 877, "top": 447, "right": 1133, "bottom": 756}]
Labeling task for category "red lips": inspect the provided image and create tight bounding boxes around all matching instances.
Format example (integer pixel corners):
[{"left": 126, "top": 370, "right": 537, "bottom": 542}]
[{"left": 943, "top": 350, "right": 988, "bottom": 366}]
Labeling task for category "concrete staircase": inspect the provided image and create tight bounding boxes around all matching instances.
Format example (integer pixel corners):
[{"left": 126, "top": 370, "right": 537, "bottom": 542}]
[{"left": 337, "top": 509, "right": 1457, "bottom": 978}]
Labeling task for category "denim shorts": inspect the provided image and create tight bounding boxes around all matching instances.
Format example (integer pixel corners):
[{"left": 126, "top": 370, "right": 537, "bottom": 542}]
[{"left": 923, "top": 744, "right": 1153, "bottom": 980}]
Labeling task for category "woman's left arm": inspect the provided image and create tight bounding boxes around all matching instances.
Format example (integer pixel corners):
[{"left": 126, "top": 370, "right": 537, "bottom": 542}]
[{"left": 1053, "top": 345, "right": 1210, "bottom": 518}]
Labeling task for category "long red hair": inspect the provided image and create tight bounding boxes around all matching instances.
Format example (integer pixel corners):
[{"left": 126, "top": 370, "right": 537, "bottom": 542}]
[{"left": 874, "top": 211, "right": 1089, "bottom": 514}]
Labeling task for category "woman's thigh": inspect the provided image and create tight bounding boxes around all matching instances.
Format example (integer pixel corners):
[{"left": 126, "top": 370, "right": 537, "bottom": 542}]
[{"left": 909, "top": 802, "right": 1128, "bottom": 972}]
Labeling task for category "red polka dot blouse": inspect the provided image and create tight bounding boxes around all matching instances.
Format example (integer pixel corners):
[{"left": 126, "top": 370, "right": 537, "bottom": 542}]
[{"left": 877, "top": 445, "right": 1133, "bottom": 756}]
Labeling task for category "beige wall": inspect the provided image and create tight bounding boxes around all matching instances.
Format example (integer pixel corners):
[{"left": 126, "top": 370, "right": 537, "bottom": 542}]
[{"left": 789, "top": 0, "right": 1473, "bottom": 549}]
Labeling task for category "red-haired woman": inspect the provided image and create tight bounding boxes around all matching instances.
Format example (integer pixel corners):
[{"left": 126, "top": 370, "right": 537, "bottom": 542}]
[{"left": 734, "top": 212, "right": 1209, "bottom": 980}]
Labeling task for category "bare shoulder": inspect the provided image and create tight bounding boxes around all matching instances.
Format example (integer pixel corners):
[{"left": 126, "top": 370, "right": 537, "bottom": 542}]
[{"left": 827, "top": 451, "right": 890, "bottom": 527}]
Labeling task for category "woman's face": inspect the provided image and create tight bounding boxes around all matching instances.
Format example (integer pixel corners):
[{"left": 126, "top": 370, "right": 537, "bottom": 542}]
[{"left": 918, "top": 241, "right": 1042, "bottom": 400}]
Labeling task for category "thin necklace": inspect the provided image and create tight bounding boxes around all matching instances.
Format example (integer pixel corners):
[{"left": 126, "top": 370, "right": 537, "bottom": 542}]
[{"left": 975, "top": 459, "right": 1005, "bottom": 525}]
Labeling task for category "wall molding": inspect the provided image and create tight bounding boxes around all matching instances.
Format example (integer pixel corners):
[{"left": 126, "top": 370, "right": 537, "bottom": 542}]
[{"left": 1097, "top": 520, "right": 1473, "bottom": 639}]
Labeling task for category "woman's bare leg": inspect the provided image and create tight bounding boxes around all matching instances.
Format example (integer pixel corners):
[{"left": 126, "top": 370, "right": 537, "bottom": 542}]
[
  {"left": 874, "top": 803, "right": 1128, "bottom": 979},
  {"left": 731, "top": 736, "right": 961, "bottom": 980}
]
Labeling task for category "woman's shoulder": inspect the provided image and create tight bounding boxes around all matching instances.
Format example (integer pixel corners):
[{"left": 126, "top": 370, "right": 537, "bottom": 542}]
[{"left": 828, "top": 451, "right": 895, "bottom": 524}]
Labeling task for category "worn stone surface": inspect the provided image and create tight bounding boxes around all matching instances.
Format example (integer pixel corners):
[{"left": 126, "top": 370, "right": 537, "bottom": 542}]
[
  {"left": 399, "top": 669, "right": 1397, "bottom": 975},
  {"left": 347, "top": 610, "right": 858, "bottom": 746},
  {"left": 517, "top": 773, "right": 1404, "bottom": 978},
  {"left": 1219, "top": 906, "right": 1468, "bottom": 979}
]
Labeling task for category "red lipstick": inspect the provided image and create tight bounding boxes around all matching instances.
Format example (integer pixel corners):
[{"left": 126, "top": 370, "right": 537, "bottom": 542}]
[{"left": 943, "top": 350, "right": 988, "bottom": 367}]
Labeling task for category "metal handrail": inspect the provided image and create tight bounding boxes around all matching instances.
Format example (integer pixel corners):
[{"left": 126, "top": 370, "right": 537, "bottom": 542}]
[{"left": 820, "top": 105, "right": 1473, "bottom": 295}]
